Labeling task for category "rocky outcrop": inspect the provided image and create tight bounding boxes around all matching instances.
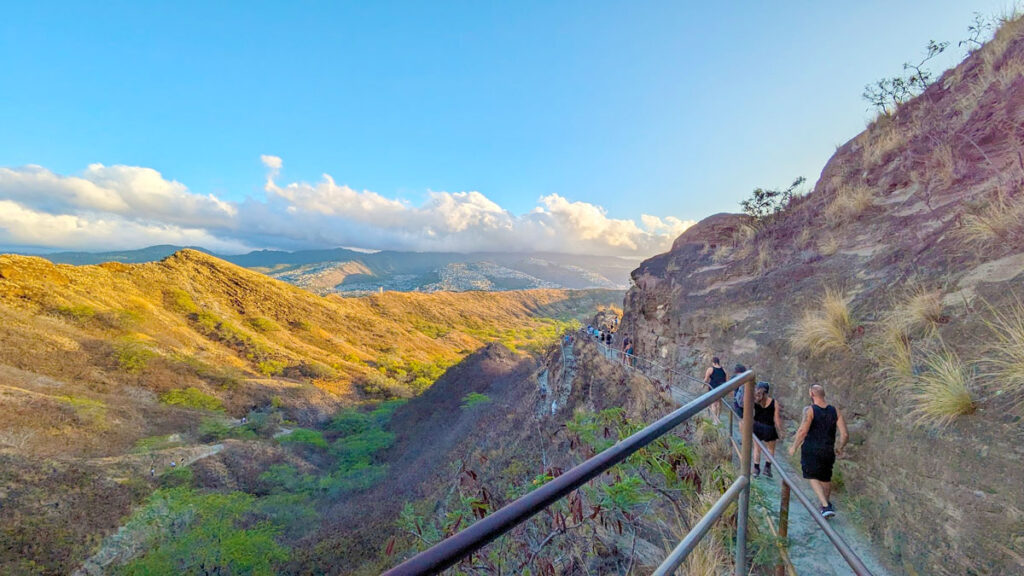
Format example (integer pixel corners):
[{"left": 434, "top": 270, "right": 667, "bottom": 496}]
[{"left": 619, "top": 18, "right": 1024, "bottom": 576}]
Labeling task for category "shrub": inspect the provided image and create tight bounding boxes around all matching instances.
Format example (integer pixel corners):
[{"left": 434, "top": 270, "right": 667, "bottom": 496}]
[
  {"left": 97, "top": 309, "right": 144, "bottom": 330},
  {"left": 333, "top": 428, "right": 395, "bottom": 468},
  {"left": 55, "top": 304, "right": 96, "bottom": 322},
  {"left": 158, "top": 466, "right": 194, "bottom": 489},
  {"left": 357, "top": 371, "right": 412, "bottom": 399},
  {"left": 247, "top": 316, "right": 279, "bottom": 333},
  {"left": 294, "top": 361, "right": 337, "bottom": 380},
  {"left": 790, "top": 289, "right": 853, "bottom": 355},
  {"left": 115, "top": 340, "right": 157, "bottom": 374},
  {"left": 242, "top": 410, "right": 284, "bottom": 438},
  {"left": 198, "top": 419, "right": 232, "bottom": 442},
  {"left": 119, "top": 488, "right": 288, "bottom": 575},
  {"left": 328, "top": 409, "right": 371, "bottom": 435},
  {"left": 908, "top": 350, "right": 976, "bottom": 428},
  {"left": 279, "top": 428, "right": 328, "bottom": 449},
  {"left": 160, "top": 387, "right": 224, "bottom": 412},
  {"left": 863, "top": 40, "right": 948, "bottom": 114},
  {"left": 257, "top": 360, "right": 288, "bottom": 376},
  {"left": 739, "top": 177, "right": 806, "bottom": 222},
  {"left": 167, "top": 288, "right": 199, "bottom": 314},
  {"left": 460, "top": 392, "right": 491, "bottom": 410},
  {"left": 259, "top": 464, "right": 317, "bottom": 494}
]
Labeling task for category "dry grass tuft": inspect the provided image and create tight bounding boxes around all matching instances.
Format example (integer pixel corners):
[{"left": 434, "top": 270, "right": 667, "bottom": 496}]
[
  {"left": 957, "top": 191, "right": 1024, "bottom": 246},
  {"left": 932, "top": 143, "right": 957, "bottom": 186},
  {"left": 677, "top": 491, "right": 731, "bottom": 576},
  {"left": 825, "top": 186, "right": 874, "bottom": 225},
  {"left": 897, "top": 288, "right": 945, "bottom": 336},
  {"left": 819, "top": 235, "right": 840, "bottom": 256},
  {"left": 790, "top": 289, "right": 853, "bottom": 355},
  {"left": 979, "top": 9, "right": 1024, "bottom": 82},
  {"left": 908, "top": 350, "right": 976, "bottom": 428},
  {"left": 876, "top": 324, "right": 915, "bottom": 393},
  {"left": 982, "top": 298, "right": 1024, "bottom": 415},
  {"left": 863, "top": 123, "right": 904, "bottom": 167},
  {"left": 753, "top": 241, "right": 773, "bottom": 275}
]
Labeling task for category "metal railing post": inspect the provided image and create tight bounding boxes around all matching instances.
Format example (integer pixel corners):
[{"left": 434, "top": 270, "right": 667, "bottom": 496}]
[
  {"left": 776, "top": 483, "right": 791, "bottom": 576},
  {"left": 735, "top": 374, "right": 755, "bottom": 576}
]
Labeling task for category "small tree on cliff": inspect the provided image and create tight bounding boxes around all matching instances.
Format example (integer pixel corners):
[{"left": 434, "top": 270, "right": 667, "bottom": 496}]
[
  {"left": 740, "top": 176, "right": 806, "bottom": 223},
  {"left": 863, "top": 39, "right": 948, "bottom": 115}
]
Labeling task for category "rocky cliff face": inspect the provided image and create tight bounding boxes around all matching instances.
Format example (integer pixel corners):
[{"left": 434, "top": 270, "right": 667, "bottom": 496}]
[{"left": 620, "top": 18, "right": 1024, "bottom": 576}]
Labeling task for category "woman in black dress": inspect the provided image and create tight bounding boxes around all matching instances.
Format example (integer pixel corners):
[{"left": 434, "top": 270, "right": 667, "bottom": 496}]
[
  {"left": 752, "top": 381, "right": 782, "bottom": 478},
  {"left": 703, "top": 356, "right": 728, "bottom": 423}
]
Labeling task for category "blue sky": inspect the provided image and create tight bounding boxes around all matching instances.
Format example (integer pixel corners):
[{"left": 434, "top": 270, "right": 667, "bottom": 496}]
[{"left": 0, "top": 1, "right": 1013, "bottom": 254}]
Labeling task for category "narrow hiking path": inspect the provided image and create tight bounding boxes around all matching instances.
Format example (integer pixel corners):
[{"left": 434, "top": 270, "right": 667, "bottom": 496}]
[
  {"left": 666, "top": 384, "right": 894, "bottom": 576},
  {"left": 583, "top": 334, "right": 893, "bottom": 574}
]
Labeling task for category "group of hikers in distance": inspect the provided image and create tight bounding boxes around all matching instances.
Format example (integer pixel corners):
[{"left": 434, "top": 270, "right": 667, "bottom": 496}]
[
  {"left": 704, "top": 356, "right": 849, "bottom": 519},
  {"left": 584, "top": 321, "right": 635, "bottom": 366}
]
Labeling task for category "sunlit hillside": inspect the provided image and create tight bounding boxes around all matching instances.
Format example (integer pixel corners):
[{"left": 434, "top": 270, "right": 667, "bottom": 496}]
[{"left": 0, "top": 249, "right": 619, "bottom": 574}]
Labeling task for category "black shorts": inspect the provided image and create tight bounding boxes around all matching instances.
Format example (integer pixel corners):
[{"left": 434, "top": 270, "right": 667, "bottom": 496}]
[
  {"left": 754, "top": 422, "right": 779, "bottom": 442},
  {"left": 801, "top": 448, "right": 836, "bottom": 482}
]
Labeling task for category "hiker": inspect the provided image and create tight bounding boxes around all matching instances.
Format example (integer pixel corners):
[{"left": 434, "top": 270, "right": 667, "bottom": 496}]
[
  {"left": 789, "top": 384, "right": 849, "bottom": 518},
  {"left": 731, "top": 363, "right": 747, "bottom": 416},
  {"left": 703, "top": 356, "right": 728, "bottom": 423},
  {"left": 752, "top": 382, "right": 782, "bottom": 478}
]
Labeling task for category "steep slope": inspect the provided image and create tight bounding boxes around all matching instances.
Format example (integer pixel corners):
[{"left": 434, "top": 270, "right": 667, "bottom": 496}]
[
  {"left": 621, "top": 18, "right": 1024, "bottom": 576},
  {"left": 0, "top": 249, "right": 619, "bottom": 575},
  {"left": 294, "top": 337, "right": 683, "bottom": 575}
]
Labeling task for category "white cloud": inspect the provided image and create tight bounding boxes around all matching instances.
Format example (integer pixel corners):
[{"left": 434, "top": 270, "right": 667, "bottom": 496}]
[
  {"left": 0, "top": 200, "right": 250, "bottom": 253},
  {"left": 0, "top": 157, "right": 694, "bottom": 256},
  {"left": 0, "top": 164, "right": 235, "bottom": 228}
]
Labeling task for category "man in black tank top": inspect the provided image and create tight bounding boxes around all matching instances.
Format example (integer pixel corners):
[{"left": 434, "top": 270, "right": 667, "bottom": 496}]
[
  {"left": 703, "top": 357, "right": 727, "bottom": 423},
  {"left": 789, "top": 384, "right": 849, "bottom": 519}
]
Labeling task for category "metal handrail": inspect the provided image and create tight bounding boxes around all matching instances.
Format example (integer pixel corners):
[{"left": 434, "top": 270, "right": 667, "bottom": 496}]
[{"left": 382, "top": 370, "right": 758, "bottom": 576}]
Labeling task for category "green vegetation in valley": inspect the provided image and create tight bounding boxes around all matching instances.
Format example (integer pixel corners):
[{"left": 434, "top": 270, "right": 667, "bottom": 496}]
[
  {"left": 460, "top": 392, "right": 491, "bottom": 410},
  {"left": 394, "top": 408, "right": 780, "bottom": 574},
  {"left": 107, "top": 400, "right": 405, "bottom": 574},
  {"left": 159, "top": 387, "right": 225, "bottom": 412}
]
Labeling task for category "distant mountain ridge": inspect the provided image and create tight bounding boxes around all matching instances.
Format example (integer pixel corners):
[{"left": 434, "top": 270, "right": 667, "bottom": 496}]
[{"left": 33, "top": 245, "right": 638, "bottom": 294}]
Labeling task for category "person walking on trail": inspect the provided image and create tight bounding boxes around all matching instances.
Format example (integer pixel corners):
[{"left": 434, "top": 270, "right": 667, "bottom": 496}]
[
  {"left": 752, "top": 381, "right": 782, "bottom": 478},
  {"left": 703, "top": 357, "right": 728, "bottom": 423},
  {"left": 789, "top": 384, "right": 849, "bottom": 519}
]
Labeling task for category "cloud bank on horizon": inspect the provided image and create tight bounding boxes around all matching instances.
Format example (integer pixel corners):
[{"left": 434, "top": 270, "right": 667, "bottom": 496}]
[{"left": 0, "top": 156, "right": 694, "bottom": 257}]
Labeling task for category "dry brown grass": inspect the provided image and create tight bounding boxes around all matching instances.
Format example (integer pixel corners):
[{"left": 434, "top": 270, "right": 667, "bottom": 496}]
[
  {"left": 753, "top": 240, "right": 773, "bottom": 275},
  {"left": 957, "top": 191, "right": 1024, "bottom": 246},
  {"left": 908, "top": 349, "right": 976, "bottom": 428},
  {"left": 825, "top": 185, "right": 874, "bottom": 225},
  {"left": 863, "top": 122, "right": 904, "bottom": 167},
  {"left": 875, "top": 323, "right": 916, "bottom": 393},
  {"left": 981, "top": 298, "right": 1024, "bottom": 416},
  {"left": 932, "top": 143, "right": 957, "bottom": 186},
  {"left": 790, "top": 289, "right": 853, "bottom": 356},
  {"left": 675, "top": 491, "right": 730, "bottom": 576},
  {"left": 895, "top": 288, "right": 945, "bottom": 337},
  {"left": 819, "top": 235, "right": 840, "bottom": 256},
  {"left": 979, "top": 10, "right": 1024, "bottom": 83}
]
